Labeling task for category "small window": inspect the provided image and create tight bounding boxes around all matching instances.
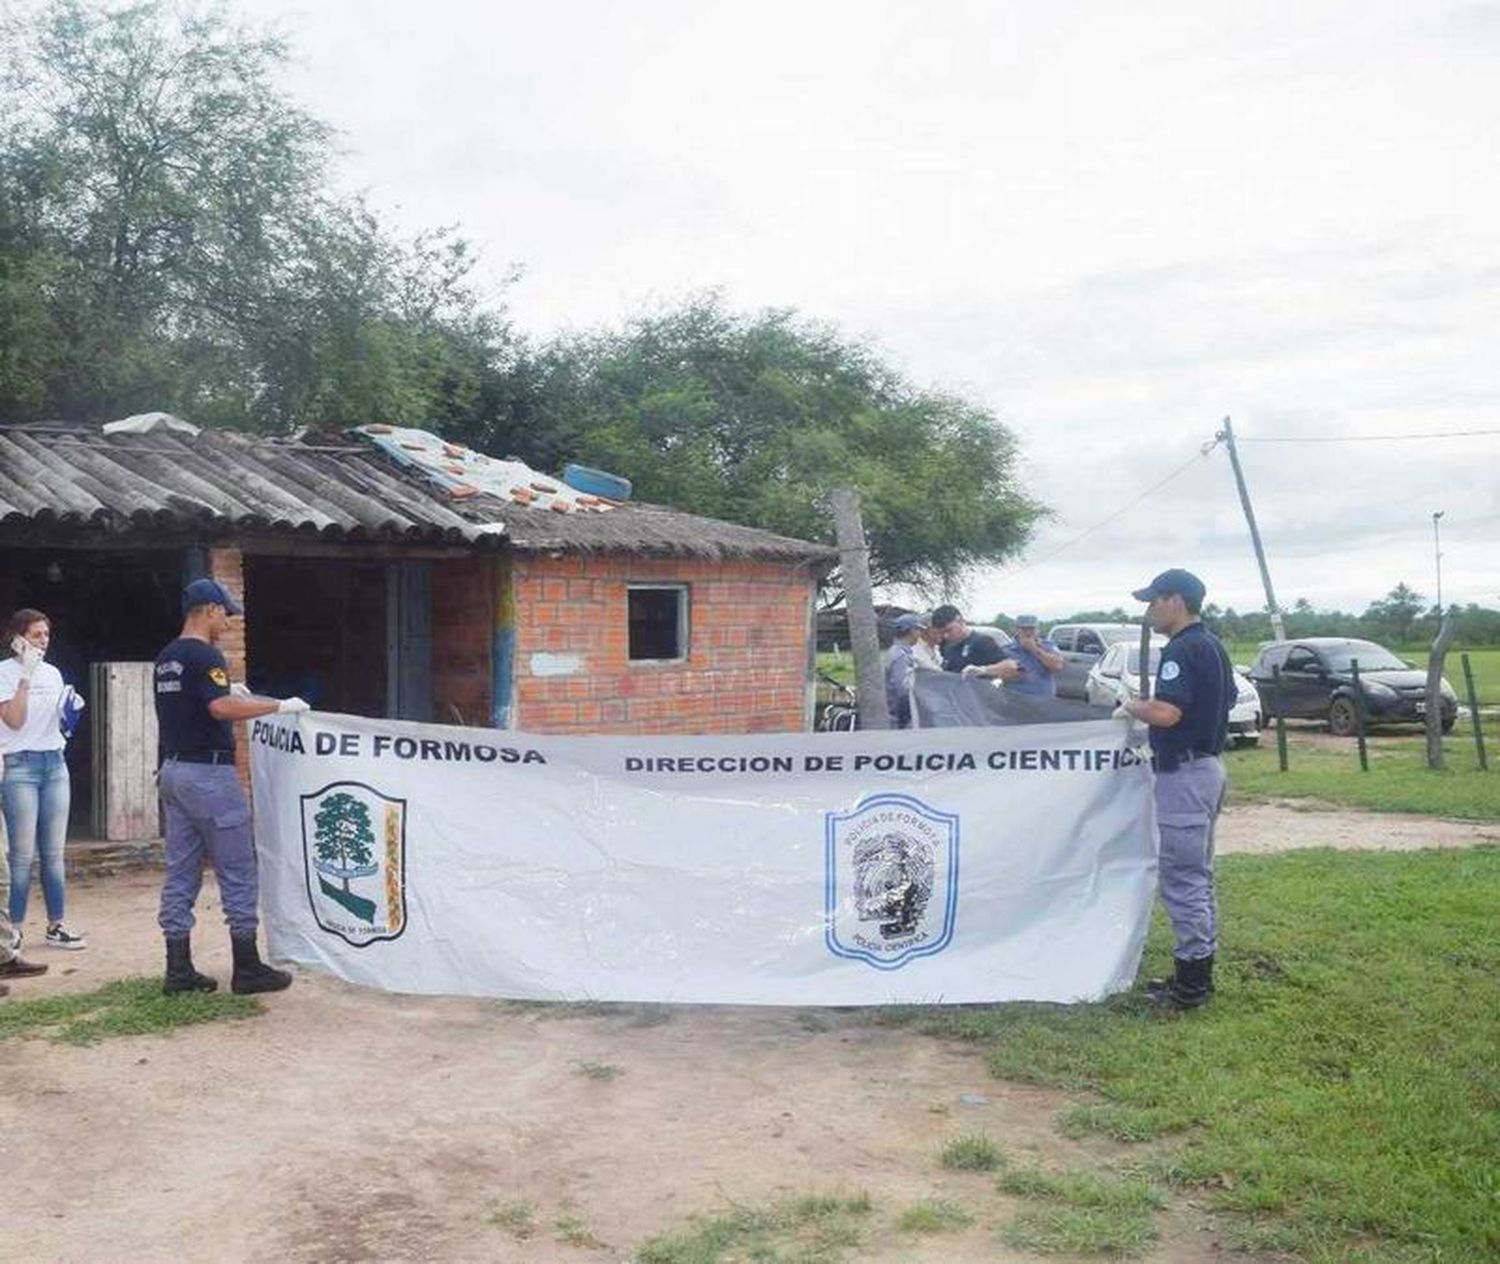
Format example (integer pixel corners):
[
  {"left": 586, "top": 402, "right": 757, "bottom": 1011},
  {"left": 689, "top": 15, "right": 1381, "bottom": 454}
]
[
  {"left": 1076, "top": 631, "right": 1104, "bottom": 654},
  {"left": 628, "top": 585, "right": 689, "bottom": 661},
  {"left": 1051, "top": 627, "right": 1075, "bottom": 652}
]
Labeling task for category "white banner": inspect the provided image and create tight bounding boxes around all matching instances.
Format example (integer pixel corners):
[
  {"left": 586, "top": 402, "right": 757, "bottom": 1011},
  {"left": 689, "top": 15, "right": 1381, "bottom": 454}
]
[{"left": 250, "top": 713, "right": 1158, "bottom": 1006}]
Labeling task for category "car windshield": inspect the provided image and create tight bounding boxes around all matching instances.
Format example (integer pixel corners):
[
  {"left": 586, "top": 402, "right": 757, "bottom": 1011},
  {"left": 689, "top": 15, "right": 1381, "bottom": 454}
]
[
  {"left": 1125, "top": 648, "right": 1161, "bottom": 674},
  {"left": 1322, "top": 643, "right": 1407, "bottom": 672}
]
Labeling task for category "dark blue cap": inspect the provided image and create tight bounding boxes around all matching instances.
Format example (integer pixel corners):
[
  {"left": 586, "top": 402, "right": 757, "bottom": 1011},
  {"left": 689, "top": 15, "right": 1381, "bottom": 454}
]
[
  {"left": 183, "top": 577, "right": 243, "bottom": 616},
  {"left": 1132, "top": 568, "right": 1206, "bottom": 606}
]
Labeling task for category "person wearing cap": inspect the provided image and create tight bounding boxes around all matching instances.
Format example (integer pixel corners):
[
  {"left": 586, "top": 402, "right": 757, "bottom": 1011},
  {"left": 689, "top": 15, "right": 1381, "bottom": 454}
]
[
  {"left": 1119, "top": 568, "right": 1235, "bottom": 1009},
  {"left": 930, "top": 605, "right": 1021, "bottom": 684},
  {"left": 154, "top": 577, "right": 309, "bottom": 996},
  {"left": 996, "top": 615, "right": 1065, "bottom": 698},
  {"left": 885, "top": 613, "right": 928, "bottom": 728}
]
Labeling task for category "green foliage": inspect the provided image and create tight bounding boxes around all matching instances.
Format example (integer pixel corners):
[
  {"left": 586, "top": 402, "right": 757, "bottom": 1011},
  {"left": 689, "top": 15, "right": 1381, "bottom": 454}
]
[
  {"left": 634, "top": 1191, "right": 873, "bottom": 1263},
  {"left": 0, "top": 976, "right": 260, "bottom": 1043},
  {"left": 570, "top": 1059, "right": 623, "bottom": 1080},
  {"left": 938, "top": 1133, "right": 1005, "bottom": 1171},
  {"left": 0, "top": 0, "right": 510, "bottom": 429},
  {"left": 889, "top": 848, "right": 1500, "bottom": 1260},
  {"left": 313, "top": 792, "right": 375, "bottom": 868},
  {"left": 470, "top": 295, "right": 1045, "bottom": 594}
]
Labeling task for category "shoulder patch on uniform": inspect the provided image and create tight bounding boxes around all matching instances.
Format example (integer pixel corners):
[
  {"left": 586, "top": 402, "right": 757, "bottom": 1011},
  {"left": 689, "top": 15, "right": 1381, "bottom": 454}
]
[
  {"left": 208, "top": 667, "right": 229, "bottom": 687},
  {"left": 1160, "top": 660, "right": 1182, "bottom": 682}
]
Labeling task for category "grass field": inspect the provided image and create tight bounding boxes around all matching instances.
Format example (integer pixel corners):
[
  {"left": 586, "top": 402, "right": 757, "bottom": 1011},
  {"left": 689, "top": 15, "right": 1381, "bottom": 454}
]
[
  {"left": 1225, "top": 733, "right": 1499, "bottom": 818},
  {"left": 889, "top": 846, "right": 1500, "bottom": 1261}
]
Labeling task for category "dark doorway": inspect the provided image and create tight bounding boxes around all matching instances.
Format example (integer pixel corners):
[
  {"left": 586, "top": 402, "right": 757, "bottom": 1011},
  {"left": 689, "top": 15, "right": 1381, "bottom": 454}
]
[
  {"left": 0, "top": 547, "right": 185, "bottom": 835},
  {"left": 243, "top": 555, "right": 389, "bottom": 718}
]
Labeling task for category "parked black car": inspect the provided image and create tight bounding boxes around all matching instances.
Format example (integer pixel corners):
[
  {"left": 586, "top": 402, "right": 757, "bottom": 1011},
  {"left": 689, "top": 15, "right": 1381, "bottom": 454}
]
[{"left": 1247, "top": 638, "right": 1457, "bottom": 736}]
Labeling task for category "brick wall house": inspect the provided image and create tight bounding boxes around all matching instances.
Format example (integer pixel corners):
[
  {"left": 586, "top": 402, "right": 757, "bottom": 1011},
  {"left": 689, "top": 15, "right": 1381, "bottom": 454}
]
[{"left": 0, "top": 420, "right": 835, "bottom": 836}]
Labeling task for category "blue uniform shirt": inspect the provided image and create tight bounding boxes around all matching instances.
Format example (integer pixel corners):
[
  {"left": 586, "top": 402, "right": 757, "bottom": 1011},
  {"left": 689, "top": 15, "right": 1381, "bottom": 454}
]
[
  {"left": 999, "top": 638, "right": 1060, "bottom": 697},
  {"left": 1150, "top": 622, "right": 1234, "bottom": 771},
  {"left": 154, "top": 637, "right": 234, "bottom": 755}
]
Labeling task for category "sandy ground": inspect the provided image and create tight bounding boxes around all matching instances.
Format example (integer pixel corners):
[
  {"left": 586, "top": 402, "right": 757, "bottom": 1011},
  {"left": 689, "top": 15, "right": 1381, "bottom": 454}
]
[{"left": 3, "top": 801, "right": 1493, "bottom": 1264}]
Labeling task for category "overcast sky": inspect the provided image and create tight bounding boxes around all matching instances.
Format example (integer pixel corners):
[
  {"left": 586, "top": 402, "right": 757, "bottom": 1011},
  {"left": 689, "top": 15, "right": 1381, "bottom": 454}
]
[{"left": 252, "top": 0, "right": 1499, "bottom": 619}]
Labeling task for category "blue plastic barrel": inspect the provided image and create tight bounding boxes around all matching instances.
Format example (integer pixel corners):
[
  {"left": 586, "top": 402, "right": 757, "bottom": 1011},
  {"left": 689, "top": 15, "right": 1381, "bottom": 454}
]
[{"left": 562, "top": 463, "right": 632, "bottom": 501}]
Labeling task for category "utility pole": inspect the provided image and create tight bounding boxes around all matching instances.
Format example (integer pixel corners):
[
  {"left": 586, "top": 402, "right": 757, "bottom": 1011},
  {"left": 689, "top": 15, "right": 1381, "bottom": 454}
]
[
  {"left": 1432, "top": 511, "right": 1444, "bottom": 613},
  {"left": 1217, "top": 416, "right": 1286, "bottom": 642},
  {"left": 829, "top": 488, "right": 891, "bottom": 730}
]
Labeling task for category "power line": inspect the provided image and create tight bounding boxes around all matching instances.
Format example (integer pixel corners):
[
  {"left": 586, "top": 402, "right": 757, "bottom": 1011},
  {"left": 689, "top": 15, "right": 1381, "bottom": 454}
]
[
  {"left": 1238, "top": 428, "right": 1500, "bottom": 443},
  {"left": 999, "top": 442, "right": 1218, "bottom": 577}
]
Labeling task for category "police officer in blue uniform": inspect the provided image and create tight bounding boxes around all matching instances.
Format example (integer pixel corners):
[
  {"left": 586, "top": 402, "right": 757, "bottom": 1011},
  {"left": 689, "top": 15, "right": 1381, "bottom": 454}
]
[
  {"left": 155, "top": 578, "right": 308, "bottom": 996},
  {"left": 930, "top": 605, "right": 1020, "bottom": 684},
  {"left": 1120, "top": 569, "right": 1234, "bottom": 1008}
]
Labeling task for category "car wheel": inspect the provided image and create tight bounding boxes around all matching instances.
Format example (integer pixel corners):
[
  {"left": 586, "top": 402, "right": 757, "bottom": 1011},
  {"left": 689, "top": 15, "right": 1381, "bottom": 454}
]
[
  {"left": 1328, "top": 696, "right": 1359, "bottom": 737},
  {"left": 1441, "top": 713, "right": 1456, "bottom": 735}
]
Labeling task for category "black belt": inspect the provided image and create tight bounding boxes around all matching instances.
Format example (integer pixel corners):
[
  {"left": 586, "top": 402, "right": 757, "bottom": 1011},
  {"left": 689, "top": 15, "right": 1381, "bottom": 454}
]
[
  {"left": 1156, "top": 750, "right": 1220, "bottom": 769},
  {"left": 163, "top": 751, "right": 236, "bottom": 766}
]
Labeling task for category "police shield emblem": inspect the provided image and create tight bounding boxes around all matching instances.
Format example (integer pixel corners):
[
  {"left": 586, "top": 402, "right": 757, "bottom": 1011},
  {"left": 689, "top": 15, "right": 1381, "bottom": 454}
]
[
  {"left": 300, "top": 781, "right": 408, "bottom": 948},
  {"left": 825, "top": 792, "right": 959, "bottom": 970}
]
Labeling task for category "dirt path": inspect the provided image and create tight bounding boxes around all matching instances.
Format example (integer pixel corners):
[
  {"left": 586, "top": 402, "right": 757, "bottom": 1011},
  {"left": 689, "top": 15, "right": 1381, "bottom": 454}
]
[
  {"left": 4, "top": 803, "right": 1491, "bottom": 1263},
  {"left": 1217, "top": 800, "right": 1500, "bottom": 853}
]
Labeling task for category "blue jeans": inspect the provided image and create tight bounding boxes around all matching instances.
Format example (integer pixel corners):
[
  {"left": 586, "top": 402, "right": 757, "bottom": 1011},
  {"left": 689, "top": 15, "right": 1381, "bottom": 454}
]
[{"left": 3, "top": 749, "right": 72, "bottom": 924}]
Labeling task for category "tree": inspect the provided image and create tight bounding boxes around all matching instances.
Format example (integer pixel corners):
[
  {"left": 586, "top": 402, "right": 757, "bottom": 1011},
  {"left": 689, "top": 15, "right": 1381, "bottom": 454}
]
[
  {"left": 1364, "top": 582, "right": 1426, "bottom": 645},
  {"left": 313, "top": 793, "right": 375, "bottom": 896},
  {"left": 0, "top": 0, "right": 510, "bottom": 429},
  {"left": 464, "top": 294, "right": 1046, "bottom": 597}
]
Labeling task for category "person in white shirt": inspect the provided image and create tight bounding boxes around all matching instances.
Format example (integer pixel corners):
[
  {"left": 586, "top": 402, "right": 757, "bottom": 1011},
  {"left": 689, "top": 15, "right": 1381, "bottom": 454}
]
[{"left": 0, "top": 608, "right": 86, "bottom": 950}]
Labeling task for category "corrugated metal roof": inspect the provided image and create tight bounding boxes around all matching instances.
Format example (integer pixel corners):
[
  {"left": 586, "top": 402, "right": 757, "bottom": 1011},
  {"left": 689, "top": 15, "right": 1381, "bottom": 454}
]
[{"left": 0, "top": 423, "right": 835, "bottom": 563}]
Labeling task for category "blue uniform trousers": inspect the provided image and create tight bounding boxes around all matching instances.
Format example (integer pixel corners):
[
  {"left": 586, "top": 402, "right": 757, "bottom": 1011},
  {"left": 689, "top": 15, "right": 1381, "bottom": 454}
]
[
  {"left": 157, "top": 762, "right": 259, "bottom": 939},
  {"left": 1153, "top": 756, "right": 1227, "bottom": 961}
]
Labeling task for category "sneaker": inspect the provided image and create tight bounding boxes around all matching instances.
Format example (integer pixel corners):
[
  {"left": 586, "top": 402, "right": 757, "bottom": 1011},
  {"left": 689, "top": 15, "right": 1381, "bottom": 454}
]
[{"left": 44, "top": 923, "right": 88, "bottom": 950}]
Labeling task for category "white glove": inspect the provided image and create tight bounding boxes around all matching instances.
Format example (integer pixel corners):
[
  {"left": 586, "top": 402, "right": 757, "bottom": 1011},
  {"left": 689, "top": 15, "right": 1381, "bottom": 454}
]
[
  {"left": 277, "top": 696, "right": 310, "bottom": 714},
  {"left": 11, "top": 636, "right": 42, "bottom": 680},
  {"left": 1111, "top": 702, "right": 1133, "bottom": 720},
  {"left": 229, "top": 683, "right": 252, "bottom": 699}
]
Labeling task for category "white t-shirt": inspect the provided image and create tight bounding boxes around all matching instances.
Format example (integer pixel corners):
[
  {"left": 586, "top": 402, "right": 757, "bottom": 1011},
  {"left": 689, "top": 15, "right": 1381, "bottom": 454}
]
[{"left": 0, "top": 659, "right": 66, "bottom": 754}]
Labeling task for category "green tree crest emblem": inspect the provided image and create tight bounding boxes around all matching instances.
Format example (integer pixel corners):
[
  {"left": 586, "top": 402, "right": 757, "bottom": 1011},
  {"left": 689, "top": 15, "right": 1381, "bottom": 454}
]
[{"left": 312, "top": 791, "right": 379, "bottom": 922}]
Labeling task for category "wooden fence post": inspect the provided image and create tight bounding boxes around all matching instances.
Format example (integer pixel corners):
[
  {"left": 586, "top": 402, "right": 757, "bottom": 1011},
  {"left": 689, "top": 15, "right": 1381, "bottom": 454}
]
[
  {"left": 1272, "top": 664, "right": 1288, "bottom": 772},
  {"left": 1462, "top": 653, "right": 1489, "bottom": 772},
  {"left": 1350, "top": 658, "right": 1369, "bottom": 772},
  {"left": 1424, "top": 612, "right": 1455, "bottom": 770},
  {"left": 829, "top": 488, "right": 890, "bottom": 731}
]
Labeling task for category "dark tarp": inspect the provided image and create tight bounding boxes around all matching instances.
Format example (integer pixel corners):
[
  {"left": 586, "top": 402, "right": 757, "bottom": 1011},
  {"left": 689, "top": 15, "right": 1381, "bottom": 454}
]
[{"left": 913, "top": 668, "right": 1114, "bottom": 727}]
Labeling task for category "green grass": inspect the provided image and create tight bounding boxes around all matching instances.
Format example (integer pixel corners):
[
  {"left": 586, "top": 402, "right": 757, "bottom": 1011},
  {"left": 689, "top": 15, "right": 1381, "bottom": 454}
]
[
  {"left": 635, "top": 1192, "right": 873, "bottom": 1264},
  {"left": 998, "top": 1205, "right": 1158, "bottom": 1257},
  {"left": 886, "top": 848, "right": 1500, "bottom": 1261},
  {"left": 895, "top": 1199, "right": 975, "bottom": 1233},
  {"left": 0, "top": 976, "right": 261, "bottom": 1044},
  {"left": 996, "top": 1166, "right": 1166, "bottom": 1212},
  {"left": 938, "top": 1133, "right": 1005, "bottom": 1171},
  {"left": 553, "top": 1211, "right": 604, "bottom": 1248},
  {"left": 1224, "top": 735, "right": 1499, "bottom": 817},
  {"left": 484, "top": 1199, "right": 537, "bottom": 1238},
  {"left": 571, "top": 1058, "right": 623, "bottom": 1080}
]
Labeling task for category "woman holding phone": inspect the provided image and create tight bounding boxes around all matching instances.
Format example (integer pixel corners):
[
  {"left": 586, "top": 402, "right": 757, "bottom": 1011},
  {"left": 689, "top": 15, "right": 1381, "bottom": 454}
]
[{"left": 0, "top": 608, "right": 87, "bottom": 949}]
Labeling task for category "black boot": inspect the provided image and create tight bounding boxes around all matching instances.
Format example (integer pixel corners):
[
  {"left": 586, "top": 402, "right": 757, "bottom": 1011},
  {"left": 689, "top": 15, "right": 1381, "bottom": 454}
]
[
  {"left": 230, "top": 935, "right": 292, "bottom": 994},
  {"left": 1146, "top": 955, "right": 1213, "bottom": 1009},
  {"left": 163, "top": 937, "right": 217, "bottom": 995}
]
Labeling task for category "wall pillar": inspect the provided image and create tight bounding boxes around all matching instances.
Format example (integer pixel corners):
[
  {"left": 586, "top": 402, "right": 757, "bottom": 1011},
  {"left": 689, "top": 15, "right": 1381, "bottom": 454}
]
[{"left": 208, "top": 546, "right": 252, "bottom": 791}]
